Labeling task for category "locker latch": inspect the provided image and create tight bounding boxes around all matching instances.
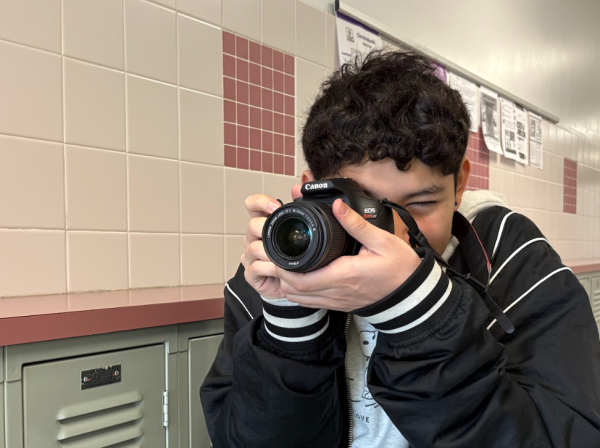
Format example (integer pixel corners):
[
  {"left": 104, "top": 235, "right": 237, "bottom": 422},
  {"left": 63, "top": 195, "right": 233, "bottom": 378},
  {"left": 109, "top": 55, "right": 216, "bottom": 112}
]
[{"left": 163, "top": 391, "right": 169, "bottom": 428}]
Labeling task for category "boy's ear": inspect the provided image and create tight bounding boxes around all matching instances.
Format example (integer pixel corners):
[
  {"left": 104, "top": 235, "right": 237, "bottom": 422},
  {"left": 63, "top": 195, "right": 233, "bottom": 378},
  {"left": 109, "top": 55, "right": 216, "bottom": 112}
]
[
  {"left": 455, "top": 158, "right": 471, "bottom": 209},
  {"left": 301, "top": 170, "right": 315, "bottom": 184}
]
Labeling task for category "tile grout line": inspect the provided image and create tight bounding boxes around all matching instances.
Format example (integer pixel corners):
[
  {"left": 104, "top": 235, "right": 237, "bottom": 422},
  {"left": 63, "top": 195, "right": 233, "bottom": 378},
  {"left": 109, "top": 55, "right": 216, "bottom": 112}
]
[
  {"left": 61, "top": 0, "right": 70, "bottom": 294},
  {"left": 124, "top": 0, "right": 132, "bottom": 290}
]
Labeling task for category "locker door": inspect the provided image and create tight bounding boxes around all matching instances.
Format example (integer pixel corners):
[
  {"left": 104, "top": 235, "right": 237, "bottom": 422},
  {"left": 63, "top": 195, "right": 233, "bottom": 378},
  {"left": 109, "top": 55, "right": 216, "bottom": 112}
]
[
  {"left": 23, "top": 344, "right": 166, "bottom": 448},
  {"left": 189, "top": 335, "right": 223, "bottom": 448}
]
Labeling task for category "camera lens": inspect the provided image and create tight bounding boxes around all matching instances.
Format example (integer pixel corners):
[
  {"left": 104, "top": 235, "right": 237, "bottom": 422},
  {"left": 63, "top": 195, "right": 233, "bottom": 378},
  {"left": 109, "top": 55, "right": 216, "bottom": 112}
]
[{"left": 275, "top": 217, "right": 311, "bottom": 258}]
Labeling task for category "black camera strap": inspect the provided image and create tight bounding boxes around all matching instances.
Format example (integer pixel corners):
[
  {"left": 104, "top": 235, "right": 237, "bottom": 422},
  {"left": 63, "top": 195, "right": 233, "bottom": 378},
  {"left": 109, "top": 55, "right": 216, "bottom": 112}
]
[{"left": 380, "top": 198, "right": 515, "bottom": 334}]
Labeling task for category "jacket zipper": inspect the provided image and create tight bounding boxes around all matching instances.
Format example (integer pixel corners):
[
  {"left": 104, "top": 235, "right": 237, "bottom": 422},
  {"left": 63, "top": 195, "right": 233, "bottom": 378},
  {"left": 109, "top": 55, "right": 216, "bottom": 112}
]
[{"left": 344, "top": 314, "right": 353, "bottom": 448}]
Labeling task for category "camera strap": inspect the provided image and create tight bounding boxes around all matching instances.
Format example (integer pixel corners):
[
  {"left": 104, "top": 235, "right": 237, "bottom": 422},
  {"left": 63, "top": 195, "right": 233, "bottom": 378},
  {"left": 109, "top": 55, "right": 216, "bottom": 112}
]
[{"left": 380, "top": 198, "right": 515, "bottom": 334}]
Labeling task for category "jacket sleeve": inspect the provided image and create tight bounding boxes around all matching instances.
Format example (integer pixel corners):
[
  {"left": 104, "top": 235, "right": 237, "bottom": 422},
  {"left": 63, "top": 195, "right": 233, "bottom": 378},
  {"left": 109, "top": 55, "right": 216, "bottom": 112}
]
[
  {"left": 355, "top": 217, "right": 600, "bottom": 448},
  {"left": 200, "top": 264, "right": 347, "bottom": 448}
]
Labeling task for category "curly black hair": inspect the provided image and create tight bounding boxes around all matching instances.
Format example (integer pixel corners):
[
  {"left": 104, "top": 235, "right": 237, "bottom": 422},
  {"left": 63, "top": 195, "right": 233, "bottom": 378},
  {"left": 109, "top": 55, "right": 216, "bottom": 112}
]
[{"left": 301, "top": 50, "right": 471, "bottom": 181}]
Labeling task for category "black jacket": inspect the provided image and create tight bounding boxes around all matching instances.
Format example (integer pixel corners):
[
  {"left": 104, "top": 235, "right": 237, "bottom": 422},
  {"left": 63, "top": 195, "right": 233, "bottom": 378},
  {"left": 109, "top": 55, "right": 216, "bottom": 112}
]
[{"left": 201, "top": 206, "right": 600, "bottom": 447}]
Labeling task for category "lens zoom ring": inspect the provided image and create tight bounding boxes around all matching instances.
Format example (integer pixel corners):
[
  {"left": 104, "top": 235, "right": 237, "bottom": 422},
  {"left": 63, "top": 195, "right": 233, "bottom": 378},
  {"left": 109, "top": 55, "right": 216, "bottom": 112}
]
[{"left": 314, "top": 203, "right": 348, "bottom": 268}]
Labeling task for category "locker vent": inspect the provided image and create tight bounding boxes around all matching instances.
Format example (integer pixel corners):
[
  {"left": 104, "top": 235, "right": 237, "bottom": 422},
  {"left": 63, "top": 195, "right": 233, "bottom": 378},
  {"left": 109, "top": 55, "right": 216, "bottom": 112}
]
[
  {"left": 56, "top": 390, "right": 143, "bottom": 447},
  {"left": 592, "top": 284, "right": 600, "bottom": 324}
]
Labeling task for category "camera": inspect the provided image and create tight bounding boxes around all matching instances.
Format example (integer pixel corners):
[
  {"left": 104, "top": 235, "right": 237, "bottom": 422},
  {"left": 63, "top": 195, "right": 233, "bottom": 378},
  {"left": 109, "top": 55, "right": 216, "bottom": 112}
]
[{"left": 262, "top": 178, "right": 395, "bottom": 273}]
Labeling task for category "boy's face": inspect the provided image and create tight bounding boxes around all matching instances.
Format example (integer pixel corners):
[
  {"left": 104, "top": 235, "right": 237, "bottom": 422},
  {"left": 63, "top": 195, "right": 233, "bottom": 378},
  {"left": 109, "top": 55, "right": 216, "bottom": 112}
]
[{"left": 301, "top": 157, "right": 470, "bottom": 255}]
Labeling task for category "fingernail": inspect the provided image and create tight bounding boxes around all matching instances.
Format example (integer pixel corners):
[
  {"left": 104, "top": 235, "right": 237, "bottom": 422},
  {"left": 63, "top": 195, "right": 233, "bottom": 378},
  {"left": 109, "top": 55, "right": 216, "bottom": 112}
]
[
  {"left": 339, "top": 201, "right": 349, "bottom": 216},
  {"left": 268, "top": 201, "right": 280, "bottom": 212}
]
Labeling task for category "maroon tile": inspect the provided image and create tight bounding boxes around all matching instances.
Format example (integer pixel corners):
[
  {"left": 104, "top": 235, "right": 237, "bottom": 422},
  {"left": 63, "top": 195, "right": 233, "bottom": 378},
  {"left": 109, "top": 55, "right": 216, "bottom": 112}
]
[
  {"left": 236, "top": 58, "right": 248, "bottom": 82},
  {"left": 284, "top": 136, "right": 295, "bottom": 156},
  {"left": 223, "top": 31, "right": 235, "bottom": 55},
  {"left": 262, "top": 152, "right": 273, "bottom": 173},
  {"left": 236, "top": 36, "right": 248, "bottom": 59},
  {"left": 284, "top": 54, "right": 294, "bottom": 75},
  {"left": 250, "top": 107, "right": 261, "bottom": 128},
  {"left": 237, "top": 81, "right": 249, "bottom": 104},
  {"left": 262, "top": 46, "right": 273, "bottom": 68},
  {"left": 238, "top": 126, "right": 249, "bottom": 148},
  {"left": 274, "top": 71, "right": 283, "bottom": 93},
  {"left": 250, "top": 128, "right": 261, "bottom": 150},
  {"left": 284, "top": 115, "right": 294, "bottom": 136},
  {"left": 224, "top": 100, "right": 236, "bottom": 123},
  {"left": 224, "top": 123, "right": 236, "bottom": 145},
  {"left": 262, "top": 110, "right": 273, "bottom": 131},
  {"left": 481, "top": 164, "right": 489, "bottom": 178},
  {"left": 237, "top": 103, "right": 249, "bottom": 126},
  {"left": 224, "top": 145, "right": 236, "bottom": 167},
  {"left": 249, "top": 41, "right": 261, "bottom": 64},
  {"left": 250, "top": 150, "right": 262, "bottom": 171},
  {"left": 262, "top": 131, "right": 273, "bottom": 152},
  {"left": 285, "top": 156, "right": 295, "bottom": 176},
  {"left": 223, "top": 54, "right": 235, "bottom": 78},
  {"left": 261, "top": 67, "right": 272, "bottom": 89},
  {"left": 273, "top": 50, "right": 283, "bottom": 72},
  {"left": 273, "top": 92, "right": 284, "bottom": 113},
  {"left": 249, "top": 84, "right": 261, "bottom": 108},
  {"left": 274, "top": 133, "right": 284, "bottom": 154},
  {"left": 223, "top": 77, "right": 236, "bottom": 101},
  {"left": 274, "top": 113, "right": 284, "bottom": 134},
  {"left": 284, "top": 74, "right": 294, "bottom": 96},
  {"left": 274, "top": 154, "right": 284, "bottom": 174},
  {"left": 284, "top": 95, "right": 295, "bottom": 116},
  {"left": 262, "top": 88, "right": 273, "bottom": 110},
  {"left": 249, "top": 63, "right": 261, "bottom": 85},
  {"left": 238, "top": 147, "right": 249, "bottom": 169}
]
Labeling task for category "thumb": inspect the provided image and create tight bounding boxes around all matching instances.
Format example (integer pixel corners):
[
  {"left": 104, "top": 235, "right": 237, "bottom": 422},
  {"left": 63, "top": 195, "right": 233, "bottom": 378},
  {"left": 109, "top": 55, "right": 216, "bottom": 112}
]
[
  {"left": 332, "top": 199, "right": 388, "bottom": 252},
  {"left": 291, "top": 184, "right": 302, "bottom": 200}
]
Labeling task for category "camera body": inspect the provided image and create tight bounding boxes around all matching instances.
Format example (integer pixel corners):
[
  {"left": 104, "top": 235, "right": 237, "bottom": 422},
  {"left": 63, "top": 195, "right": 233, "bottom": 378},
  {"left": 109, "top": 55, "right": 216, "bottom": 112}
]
[{"left": 262, "top": 178, "right": 395, "bottom": 273}]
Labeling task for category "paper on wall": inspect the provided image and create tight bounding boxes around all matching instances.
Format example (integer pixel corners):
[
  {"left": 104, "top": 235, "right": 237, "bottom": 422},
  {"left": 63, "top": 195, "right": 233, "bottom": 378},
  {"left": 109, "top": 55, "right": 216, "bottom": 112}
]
[
  {"left": 529, "top": 112, "right": 543, "bottom": 169},
  {"left": 501, "top": 98, "right": 519, "bottom": 161},
  {"left": 448, "top": 72, "right": 478, "bottom": 133},
  {"left": 336, "top": 12, "right": 382, "bottom": 65},
  {"left": 480, "top": 87, "right": 503, "bottom": 154},
  {"left": 515, "top": 106, "right": 529, "bottom": 165}
]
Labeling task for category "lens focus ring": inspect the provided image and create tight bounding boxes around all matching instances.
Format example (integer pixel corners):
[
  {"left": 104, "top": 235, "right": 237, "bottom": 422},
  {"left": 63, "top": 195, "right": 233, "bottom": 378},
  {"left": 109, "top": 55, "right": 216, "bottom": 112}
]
[{"left": 311, "top": 202, "right": 349, "bottom": 269}]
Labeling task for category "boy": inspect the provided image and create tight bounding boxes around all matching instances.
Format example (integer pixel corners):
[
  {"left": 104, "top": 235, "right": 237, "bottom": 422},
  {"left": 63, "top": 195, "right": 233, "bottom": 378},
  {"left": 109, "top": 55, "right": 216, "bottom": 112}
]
[{"left": 201, "top": 50, "right": 600, "bottom": 447}]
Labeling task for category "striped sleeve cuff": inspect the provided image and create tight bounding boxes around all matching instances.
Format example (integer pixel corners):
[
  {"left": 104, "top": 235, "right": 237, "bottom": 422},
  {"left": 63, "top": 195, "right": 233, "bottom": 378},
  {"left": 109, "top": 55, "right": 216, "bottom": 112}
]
[
  {"left": 354, "top": 250, "right": 458, "bottom": 342},
  {"left": 260, "top": 296, "right": 332, "bottom": 351}
]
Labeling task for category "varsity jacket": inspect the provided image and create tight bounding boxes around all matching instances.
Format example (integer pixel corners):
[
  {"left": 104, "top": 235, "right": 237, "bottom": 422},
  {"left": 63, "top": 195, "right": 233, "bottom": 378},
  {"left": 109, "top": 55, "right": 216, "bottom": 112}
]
[{"left": 200, "top": 190, "right": 600, "bottom": 447}]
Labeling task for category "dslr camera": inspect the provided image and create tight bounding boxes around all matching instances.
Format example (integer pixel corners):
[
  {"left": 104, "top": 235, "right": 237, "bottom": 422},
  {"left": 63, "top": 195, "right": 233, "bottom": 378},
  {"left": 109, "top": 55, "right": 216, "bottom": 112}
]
[{"left": 262, "top": 178, "right": 395, "bottom": 273}]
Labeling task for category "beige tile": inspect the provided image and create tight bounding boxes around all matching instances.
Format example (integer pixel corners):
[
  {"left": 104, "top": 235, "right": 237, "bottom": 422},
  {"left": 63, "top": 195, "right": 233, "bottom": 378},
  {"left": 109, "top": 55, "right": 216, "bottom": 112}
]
[
  {"left": 225, "top": 235, "right": 244, "bottom": 281},
  {"left": 180, "top": 88, "right": 224, "bottom": 165},
  {"left": 0, "top": 230, "right": 65, "bottom": 297},
  {"left": 182, "top": 234, "right": 224, "bottom": 285},
  {"left": 532, "top": 180, "right": 548, "bottom": 210},
  {"left": 64, "top": 59, "right": 126, "bottom": 151},
  {"left": 67, "top": 231, "right": 128, "bottom": 292},
  {"left": 128, "top": 155, "right": 179, "bottom": 232},
  {"left": 225, "top": 168, "right": 262, "bottom": 234},
  {"left": 522, "top": 177, "right": 532, "bottom": 208},
  {"left": 262, "top": 0, "right": 295, "bottom": 55},
  {"left": 66, "top": 145, "right": 127, "bottom": 231},
  {"left": 296, "top": 1, "right": 326, "bottom": 67},
  {"left": 263, "top": 173, "right": 298, "bottom": 203},
  {"left": 125, "top": 0, "right": 177, "bottom": 84},
  {"left": 488, "top": 167, "right": 501, "bottom": 193},
  {"left": 545, "top": 123, "right": 557, "bottom": 155},
  {"left": 296, "top": 58, "right": 327, "bottom": 119},
  {"left": 127, "top": 75, "right": 178, "bottom": 159},
  {"left": 0, "top": 0, "right": 60, "bottom": 53},
  {"left": 0, "top": 135, "right": 64, "bottom": 229},
  {"left": 556, "top": 127, "right": 566, "bottom": 158},
  {"left": 548, "top": 183, "right": 563, "bottom": 213},
  {"left": 325, "top": 13, "right": 338, "bottom": 71},
  {"left": 63, "top": 0, "right": 124, "bottom": 69},
  {"left": 0, "top": 41, "right": 62, "bottom": 141},
  {"left": 178, "top": 14, "right": 223, "bottom": 96},
  {"left": 178, "top": 0, "right": 221, "bottom": 26},
  {"left": 129, "top": 233, "right": 179, "bottom": 288},
  {"left": 222, "top": 0, "right": 261, "bottom": 41},
  {"left": 149, "top": 0, "right": 175, "bottom": 9},
  {"left": 181, "top": 163, "right": 224, "bottom": 233}
]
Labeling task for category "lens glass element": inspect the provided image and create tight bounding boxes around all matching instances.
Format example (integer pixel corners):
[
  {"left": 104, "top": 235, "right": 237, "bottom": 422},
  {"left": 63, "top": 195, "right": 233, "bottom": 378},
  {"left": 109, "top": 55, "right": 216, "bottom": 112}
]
[{"left": 275, "top": 217, "right": 312, "bottom": 258}]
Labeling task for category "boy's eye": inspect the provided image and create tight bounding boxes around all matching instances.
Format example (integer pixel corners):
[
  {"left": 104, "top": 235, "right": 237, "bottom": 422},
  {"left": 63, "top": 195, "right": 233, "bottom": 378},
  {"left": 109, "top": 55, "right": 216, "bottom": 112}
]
[{"left": 407, "top": 201, "right": 436, "bottom": 208}]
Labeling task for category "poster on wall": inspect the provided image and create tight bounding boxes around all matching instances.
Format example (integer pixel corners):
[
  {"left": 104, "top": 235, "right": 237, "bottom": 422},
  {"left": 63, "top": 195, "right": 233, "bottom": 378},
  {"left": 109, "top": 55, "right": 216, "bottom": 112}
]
[
  {"left": 515, "top": 106, "right": 529, "bottom": 165},
  {"left": 529, "top": 112, "right": 543, "bottom": 169},
  {"left": 480, "top": 87, "right": 503, "bottom": 154},
  {"left": 336, "top": 12, "right": 382, "bottom": 65},
  {"left": 448, "top": 72, "right": 478, "bottom": 133},
  {"left": 501, "top": 98, "right": 519, "bottom": 161}
]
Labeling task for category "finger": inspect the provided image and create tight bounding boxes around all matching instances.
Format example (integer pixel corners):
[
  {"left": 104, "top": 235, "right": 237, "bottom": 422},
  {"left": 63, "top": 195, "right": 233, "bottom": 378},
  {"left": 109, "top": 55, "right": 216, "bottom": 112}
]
[
  {"left": 245, "top": 194, "right": 281, "bottom": 218},
  {"left": 286, "top": 294, "right": 342, "bottom": 310},
  {"left": 275, "top": 256, "right": 351, "bottom": 294},
  {"left": 245, "top": 217, "right": 267, "bottom": 248},
  {"left": 291, "top": 184, "right": 302, "bottom": 200},
  {"left": 332, "top": 198, "right": 389, "bottom": 253},
  {"left": 245, "top": 240, "right": 269, "bottom": 265},
  {"left": 246, "top": 260, "right": 279, "bottom": 283}
]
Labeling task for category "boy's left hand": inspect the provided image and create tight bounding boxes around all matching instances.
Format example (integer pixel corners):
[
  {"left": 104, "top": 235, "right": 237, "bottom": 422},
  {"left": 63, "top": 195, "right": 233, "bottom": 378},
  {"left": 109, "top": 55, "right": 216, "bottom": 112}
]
[{"left": 276, "top": 198, "right": 422, "bottom": 312}]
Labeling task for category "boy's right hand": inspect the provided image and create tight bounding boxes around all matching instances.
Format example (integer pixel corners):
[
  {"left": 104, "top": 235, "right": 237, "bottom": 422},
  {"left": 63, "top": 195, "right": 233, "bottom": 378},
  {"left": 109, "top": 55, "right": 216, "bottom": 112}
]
[{"left": 241, "top": 194, "right": 286, "bottom": 299}]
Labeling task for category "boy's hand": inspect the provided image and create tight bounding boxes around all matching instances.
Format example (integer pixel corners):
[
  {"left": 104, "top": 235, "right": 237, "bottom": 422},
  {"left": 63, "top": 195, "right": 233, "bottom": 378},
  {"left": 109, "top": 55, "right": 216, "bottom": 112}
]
[{"left": 275, "top": 199, "right": 422, "bottom": 312}]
